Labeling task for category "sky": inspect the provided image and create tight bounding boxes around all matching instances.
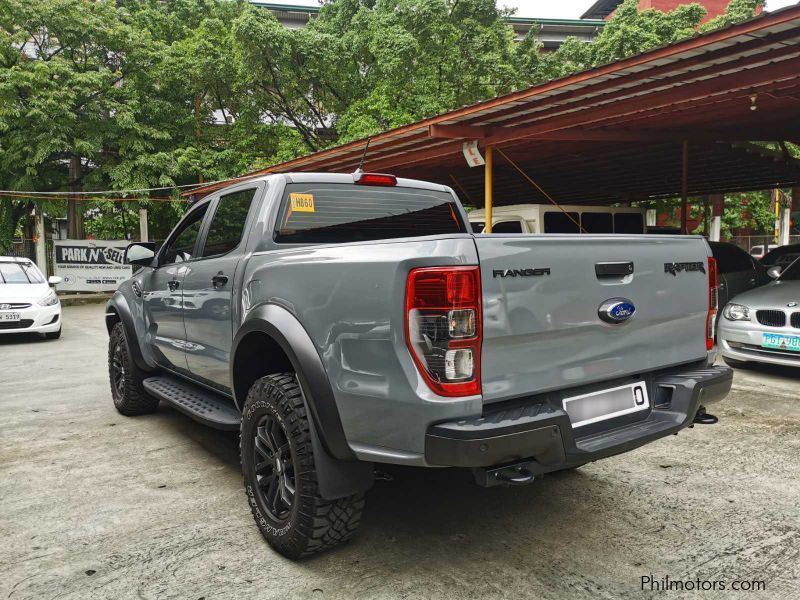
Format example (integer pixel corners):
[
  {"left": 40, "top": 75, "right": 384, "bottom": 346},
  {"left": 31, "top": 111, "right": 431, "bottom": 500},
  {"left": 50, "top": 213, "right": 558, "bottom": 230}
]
[{"left": 256, "top": 0, "right": 799, "bottom": 19}]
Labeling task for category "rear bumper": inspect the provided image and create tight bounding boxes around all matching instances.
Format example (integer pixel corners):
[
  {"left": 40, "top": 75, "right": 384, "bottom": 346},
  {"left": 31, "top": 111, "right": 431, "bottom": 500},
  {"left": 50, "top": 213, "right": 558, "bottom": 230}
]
[{"left": 424, "top": 364, "right": 732, "bottom": 471}]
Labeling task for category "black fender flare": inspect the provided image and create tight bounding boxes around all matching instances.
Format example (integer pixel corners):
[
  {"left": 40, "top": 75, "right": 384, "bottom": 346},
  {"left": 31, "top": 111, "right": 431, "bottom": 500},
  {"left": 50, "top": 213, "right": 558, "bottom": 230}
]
[
  {"left": 231, "top": 304, "right": 373, "bottom": 499},
  {"left": 105, "top": 295, "right": 154, "bottom": 373}
]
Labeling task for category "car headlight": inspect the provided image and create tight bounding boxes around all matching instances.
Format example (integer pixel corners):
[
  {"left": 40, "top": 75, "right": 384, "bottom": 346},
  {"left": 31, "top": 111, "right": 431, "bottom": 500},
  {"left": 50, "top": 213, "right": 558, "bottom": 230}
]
[
  {"left": 38, "top": 290, "right": 59, "bottom": 306},
  {"left": 723, "top": 303, "right": 750, "bottom": 321}
]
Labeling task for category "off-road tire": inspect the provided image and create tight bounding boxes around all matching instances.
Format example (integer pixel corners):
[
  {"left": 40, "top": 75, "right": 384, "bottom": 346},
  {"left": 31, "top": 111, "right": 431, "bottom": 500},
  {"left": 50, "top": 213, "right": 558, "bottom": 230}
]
[
  {"left": 45, "top": 326, "right": 61, "bottom": 340},
  {"left": 241, "top": 373, "right": 365, "bottom": 559},
  {"left": 722, "top": 356, "right": 750, "bottom": 369},
  {"left": 108, "top": 322, "right": 159, "bottom": 415}
]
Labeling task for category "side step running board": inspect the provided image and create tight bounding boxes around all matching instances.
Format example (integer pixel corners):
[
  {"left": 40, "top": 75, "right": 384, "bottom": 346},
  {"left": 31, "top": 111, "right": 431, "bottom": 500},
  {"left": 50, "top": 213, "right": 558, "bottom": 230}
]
[{"left": 143, "top": 376, "right": 240, "bottom": 431}]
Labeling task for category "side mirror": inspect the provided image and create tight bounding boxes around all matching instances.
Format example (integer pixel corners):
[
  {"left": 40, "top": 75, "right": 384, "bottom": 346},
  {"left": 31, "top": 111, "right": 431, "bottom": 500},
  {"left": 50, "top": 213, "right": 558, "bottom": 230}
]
[
  {"left": 125, "top": 242, "right": 156, "bottom": 266},
  {"left": 767, "top": 265, "right": 782, "bottom": 279},
  {"left": 48, "top": 276, "right": 62, "bottom": 285}
]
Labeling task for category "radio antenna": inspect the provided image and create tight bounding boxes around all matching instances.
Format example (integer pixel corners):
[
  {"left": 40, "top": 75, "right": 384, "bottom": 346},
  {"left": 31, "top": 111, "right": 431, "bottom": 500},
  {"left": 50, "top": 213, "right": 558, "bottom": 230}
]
[{"left": 355, "top": 137, "right": 371, "bottom": 174}]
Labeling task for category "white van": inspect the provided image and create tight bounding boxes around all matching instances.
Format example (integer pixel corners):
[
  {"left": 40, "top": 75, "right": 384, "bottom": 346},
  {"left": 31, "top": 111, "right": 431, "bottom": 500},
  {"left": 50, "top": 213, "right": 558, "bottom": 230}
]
[{"left": 468, "top": 204, "right": 647, "bottom": 234}]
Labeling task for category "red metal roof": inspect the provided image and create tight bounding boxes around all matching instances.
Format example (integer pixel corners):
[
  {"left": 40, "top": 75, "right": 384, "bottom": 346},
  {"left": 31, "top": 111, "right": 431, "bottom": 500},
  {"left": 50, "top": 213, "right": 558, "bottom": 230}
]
[{"left": 187, "top": 5, "right": 800, "bottom": 204}]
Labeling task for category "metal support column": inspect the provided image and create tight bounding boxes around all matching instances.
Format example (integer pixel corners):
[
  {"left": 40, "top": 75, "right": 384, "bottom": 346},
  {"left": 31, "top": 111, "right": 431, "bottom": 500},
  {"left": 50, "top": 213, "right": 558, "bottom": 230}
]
[
  {"left": 34, "top": 206, "right": 47, "bottom": 276},
  {"left": 484, "top": 145, "right": 494, "bottom": 233},
  {"left": 139, "top": 208, "right": 149, "bottom": 242},
  {"left": 681, "top": 140, "right": 689, "bottom": 234},
  {"left": 709, "top": 194, "right": 724, "bottom": 242}
]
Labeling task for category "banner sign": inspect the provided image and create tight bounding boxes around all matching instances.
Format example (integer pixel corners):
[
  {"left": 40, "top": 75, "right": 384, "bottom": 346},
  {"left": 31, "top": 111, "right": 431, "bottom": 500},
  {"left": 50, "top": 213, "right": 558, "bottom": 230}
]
[
  {"left": 53, "top": 240, "right": 132, "bottom": 292},
  {"left": 462, "top": 140, "right": 485, "bottom": 167}
]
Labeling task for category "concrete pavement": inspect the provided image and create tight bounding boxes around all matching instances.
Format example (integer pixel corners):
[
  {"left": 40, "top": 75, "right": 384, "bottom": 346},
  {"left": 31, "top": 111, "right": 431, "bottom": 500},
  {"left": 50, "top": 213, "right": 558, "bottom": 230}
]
[{"left": 1, "top": 304, "right": 798, "bottom": 599}]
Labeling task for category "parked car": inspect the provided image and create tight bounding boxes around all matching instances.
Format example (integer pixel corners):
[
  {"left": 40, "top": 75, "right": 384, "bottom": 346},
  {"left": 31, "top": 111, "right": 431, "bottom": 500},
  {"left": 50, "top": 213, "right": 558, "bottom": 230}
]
[
  {"left": 749, "top": 244, "right": 778, "bottom": 260},
  {"left": 761, "top": 243, "right": 800, "bottom": 268},
  {"left": 0, "top": 257, "right": 62, "bottom": 339},
  {"left": 719, "top": 257, "right": 800, "bottom": 367},
  {"left": 468, "top": 203, "right": 646, "bottom": 234},
  {"left": 105, "top": 172, "right": 731, "bottom": 559},
  {"left": 709, "top": 242, "right": 771, "bottom": 310}
]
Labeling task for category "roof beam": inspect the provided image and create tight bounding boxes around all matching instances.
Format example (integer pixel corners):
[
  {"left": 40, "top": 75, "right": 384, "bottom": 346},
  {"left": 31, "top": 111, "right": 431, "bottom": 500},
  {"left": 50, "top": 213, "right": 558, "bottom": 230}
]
[
  {"left": 429, "top": 124, "right": 490, "bottom": 139},
  {"left": 486, "top": 58, "right": 800, "bottom": 145},
  {"left": 463, "top": 28, "right": 800, "bottom": 127}
]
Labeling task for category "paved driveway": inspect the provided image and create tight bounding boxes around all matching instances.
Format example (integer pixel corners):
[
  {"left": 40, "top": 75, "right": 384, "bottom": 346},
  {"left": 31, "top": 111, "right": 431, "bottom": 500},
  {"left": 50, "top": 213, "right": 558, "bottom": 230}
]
[{"left": 1, "top": 304, "right": 798, "bottom": 599}]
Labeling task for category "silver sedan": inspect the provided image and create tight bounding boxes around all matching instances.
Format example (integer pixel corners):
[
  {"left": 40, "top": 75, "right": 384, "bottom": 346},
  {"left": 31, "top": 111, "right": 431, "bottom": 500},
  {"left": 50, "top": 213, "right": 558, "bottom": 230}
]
[{"left": 718, "top": 260, "right": 800, "bottom": 367}]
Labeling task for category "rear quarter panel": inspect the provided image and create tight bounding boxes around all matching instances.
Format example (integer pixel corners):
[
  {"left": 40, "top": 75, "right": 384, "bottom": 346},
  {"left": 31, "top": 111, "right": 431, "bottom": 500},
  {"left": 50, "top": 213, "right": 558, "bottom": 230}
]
[{"left": 241, "top": 236, "right": 481, "bottom": 460}]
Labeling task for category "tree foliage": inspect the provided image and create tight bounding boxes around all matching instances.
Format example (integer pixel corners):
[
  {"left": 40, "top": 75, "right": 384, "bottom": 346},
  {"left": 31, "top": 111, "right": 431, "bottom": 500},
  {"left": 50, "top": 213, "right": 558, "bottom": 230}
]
[{"left": 0, "top": 0, "right": 774, "bottom": 251}]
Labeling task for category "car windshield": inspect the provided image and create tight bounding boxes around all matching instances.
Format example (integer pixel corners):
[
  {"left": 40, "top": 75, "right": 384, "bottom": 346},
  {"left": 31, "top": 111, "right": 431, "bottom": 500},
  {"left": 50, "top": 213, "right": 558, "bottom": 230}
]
[
  {"left": 777, "top": 257, "right": 800, "bottom": 280},
  {"left": 0, "top": 261, "right": 45, "bottom": 284}
]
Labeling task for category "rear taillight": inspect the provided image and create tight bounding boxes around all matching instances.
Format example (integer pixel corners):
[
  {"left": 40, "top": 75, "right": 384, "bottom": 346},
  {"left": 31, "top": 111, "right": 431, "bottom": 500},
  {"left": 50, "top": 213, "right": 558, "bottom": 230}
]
[
  {"left": 707, "top": 257, "right": 719, "bottom": 350},
  {"left": 405, "top": 267, "right": 481, "bottom": 397}
]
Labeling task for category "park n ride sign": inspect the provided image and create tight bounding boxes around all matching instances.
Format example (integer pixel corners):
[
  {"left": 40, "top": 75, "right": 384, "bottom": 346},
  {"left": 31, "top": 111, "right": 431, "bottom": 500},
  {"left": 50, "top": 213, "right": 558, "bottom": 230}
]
[{"left": 53, "top": 240, "right": 132, "bottom": 292}]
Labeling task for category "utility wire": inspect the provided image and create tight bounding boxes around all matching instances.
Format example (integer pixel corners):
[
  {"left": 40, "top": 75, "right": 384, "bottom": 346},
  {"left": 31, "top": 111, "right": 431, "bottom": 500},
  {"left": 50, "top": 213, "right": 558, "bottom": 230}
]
[
  {"left": 0, "top": 192, "right": 188, "bottom": 203},
  {"left": 0, "top": 178, "right": 241, "bottom": 196},
  {"left": 495, "top": 147, "right": 587, "bottom": 234}
]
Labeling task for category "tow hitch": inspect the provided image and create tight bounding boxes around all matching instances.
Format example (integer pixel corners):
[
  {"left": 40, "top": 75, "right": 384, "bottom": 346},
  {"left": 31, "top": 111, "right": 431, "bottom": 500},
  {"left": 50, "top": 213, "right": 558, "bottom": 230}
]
[
  {"left": 693, "top": 405, "right": 719, "bottom": 425},
  {"left": 473, "top": 462, "right": 536, "bottom": 488}
]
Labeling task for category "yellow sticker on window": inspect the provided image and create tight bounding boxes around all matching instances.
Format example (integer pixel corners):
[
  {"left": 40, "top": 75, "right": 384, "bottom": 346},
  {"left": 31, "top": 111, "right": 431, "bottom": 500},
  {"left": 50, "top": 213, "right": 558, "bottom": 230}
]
[{"left": 289, "top": 192, "right": 315, "bottom": 213}]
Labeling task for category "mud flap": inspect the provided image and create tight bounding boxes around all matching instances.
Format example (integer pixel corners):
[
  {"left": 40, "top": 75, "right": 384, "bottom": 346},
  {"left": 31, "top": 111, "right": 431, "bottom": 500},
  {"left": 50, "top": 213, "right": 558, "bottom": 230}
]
[{"left": 307, "top": 410, "right": 374, "bottom": 500}]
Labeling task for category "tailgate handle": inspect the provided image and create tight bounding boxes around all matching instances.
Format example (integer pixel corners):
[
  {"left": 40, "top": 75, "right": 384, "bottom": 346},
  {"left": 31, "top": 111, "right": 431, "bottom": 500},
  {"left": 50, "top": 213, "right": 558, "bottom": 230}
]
[{"left": 595, "top": 262, "right": 634, "bottom": 278}]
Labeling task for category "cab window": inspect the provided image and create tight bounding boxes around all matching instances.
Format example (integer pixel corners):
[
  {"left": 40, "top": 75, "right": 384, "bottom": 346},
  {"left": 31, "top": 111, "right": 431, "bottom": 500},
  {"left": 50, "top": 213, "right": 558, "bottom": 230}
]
[
  {"left": 201, "top": 188, "right": 258, "bottom": 257},
  {"left": 491, "top": 220, "right": 524, "bottom": 233},
  {"left": 581, "top": 212, "right": 613, "bottom": 233},
  {"left": 160, "top": 205, "right": 208, "bottom": 265},
  {"left": 614, "top": 213, "right": 645, "bottom": 234},
  {"left": 543, "top": 211, "right": 580, "bottom": 233}
]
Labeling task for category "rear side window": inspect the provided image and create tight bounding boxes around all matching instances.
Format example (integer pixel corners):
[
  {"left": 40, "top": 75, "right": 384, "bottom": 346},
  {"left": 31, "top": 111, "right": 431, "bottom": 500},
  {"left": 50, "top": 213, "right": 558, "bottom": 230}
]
[
  {"left": 202, "top": 188, "right": 258, "bottom": 257},
  {"left": 543, "top": 211, "right": 580, "bottom": 233},
  {"left": 614, "top": 213, "right": 645, "bottom": 234},
  {"left": 581, "top": 212, "right": 613, "bottom": 233},
  {"left": 274, "top": 184, "right": 466, "bottom": 244}
]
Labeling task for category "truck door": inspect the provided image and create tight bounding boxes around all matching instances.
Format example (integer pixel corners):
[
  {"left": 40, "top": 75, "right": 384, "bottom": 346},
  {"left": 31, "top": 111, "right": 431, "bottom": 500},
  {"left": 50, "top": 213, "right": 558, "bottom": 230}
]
[
  {"left": 182, "top": 185, "right": 260, "bottom": 391},
  {"left": 143, "top": 203, "right": 209, "bottom": 373}
]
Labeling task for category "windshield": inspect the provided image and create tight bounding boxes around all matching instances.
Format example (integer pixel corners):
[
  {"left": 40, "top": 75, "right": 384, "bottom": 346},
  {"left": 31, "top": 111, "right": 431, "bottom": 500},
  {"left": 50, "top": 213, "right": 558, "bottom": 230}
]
[
  {"left": 777, "top": 257, "right": 800, "bottom": 280},
  {"left": 0, "top": 261, "right": 45, "bottom": 284}
]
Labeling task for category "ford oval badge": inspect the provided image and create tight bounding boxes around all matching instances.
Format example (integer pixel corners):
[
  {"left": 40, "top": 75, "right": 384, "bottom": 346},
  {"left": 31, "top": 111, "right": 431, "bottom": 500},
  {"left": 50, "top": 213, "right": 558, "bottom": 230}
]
[{"left": 598, "top": 298, "right": 636, "bottom": 324}]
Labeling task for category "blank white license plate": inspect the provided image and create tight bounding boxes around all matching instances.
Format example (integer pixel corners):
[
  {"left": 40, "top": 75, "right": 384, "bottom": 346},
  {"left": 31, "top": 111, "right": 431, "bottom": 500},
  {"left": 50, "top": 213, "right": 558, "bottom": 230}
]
[
  {"left": 563, "top": 382, "right": 649, "bottom": 428},
  {"left": 0, "top": 312, "right": 21, "bottom": 322}
]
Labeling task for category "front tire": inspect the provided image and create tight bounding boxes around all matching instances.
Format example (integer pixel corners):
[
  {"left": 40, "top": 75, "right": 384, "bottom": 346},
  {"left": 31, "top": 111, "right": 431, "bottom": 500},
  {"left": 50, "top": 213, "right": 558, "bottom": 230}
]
[
  {"left": 108, "top": 322, "right": 159, "bottom": 415},
  {"left": 240, "top": 373, "right": 364, "bottom": 559}
]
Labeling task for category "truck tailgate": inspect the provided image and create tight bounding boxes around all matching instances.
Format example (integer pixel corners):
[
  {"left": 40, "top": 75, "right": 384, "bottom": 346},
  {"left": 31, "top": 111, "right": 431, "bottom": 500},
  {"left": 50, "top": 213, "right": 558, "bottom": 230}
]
[{"left": 475, "top": 235, "right": 711, "bottom": 403}]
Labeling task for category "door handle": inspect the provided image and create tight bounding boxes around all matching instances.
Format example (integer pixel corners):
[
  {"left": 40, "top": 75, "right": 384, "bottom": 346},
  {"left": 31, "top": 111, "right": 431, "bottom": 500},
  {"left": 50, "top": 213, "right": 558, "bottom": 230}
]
[
  {"left": 167, "top": 280, "right": 180, "bottom": 292},
  {"left": 212, "top": 273, "right": 229, "bottom": 289}
]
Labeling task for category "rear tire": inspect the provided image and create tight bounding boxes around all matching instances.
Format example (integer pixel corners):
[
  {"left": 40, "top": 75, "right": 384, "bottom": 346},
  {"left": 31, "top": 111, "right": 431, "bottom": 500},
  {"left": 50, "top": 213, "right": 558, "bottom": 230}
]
[
  {"left": 240, "top": 373, "right": 364, "bottom": 559},
  {"left": 108, "top": 322, "right": 159, "bottom": 415},
  {"left": 722, "top": 356, "right": 750, "bottom": 369}
]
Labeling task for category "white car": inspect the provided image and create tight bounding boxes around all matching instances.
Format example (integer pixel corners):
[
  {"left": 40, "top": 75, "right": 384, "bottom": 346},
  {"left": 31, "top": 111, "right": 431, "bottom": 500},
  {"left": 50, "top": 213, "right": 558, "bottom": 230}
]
[
  {"left": 0, "top": 257, "right": 62, "bottom": 339},
  {"left": 749, "top": 244, "right": 778, "bottom": 260}
]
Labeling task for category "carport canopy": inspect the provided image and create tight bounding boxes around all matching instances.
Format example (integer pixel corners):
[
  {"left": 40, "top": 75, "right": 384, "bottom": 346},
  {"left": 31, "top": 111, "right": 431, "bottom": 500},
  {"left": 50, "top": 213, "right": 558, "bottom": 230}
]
[{"left": 188, "top": 5, "right": 800, "bottom": 217}]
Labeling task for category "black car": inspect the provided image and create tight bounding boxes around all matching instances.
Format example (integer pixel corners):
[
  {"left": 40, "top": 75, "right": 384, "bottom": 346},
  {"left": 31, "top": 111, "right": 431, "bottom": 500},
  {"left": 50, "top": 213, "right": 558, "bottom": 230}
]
[
  {"left": 761, "top": 243, "right": 800, "bottom": 268},
  {"left": 709, "top": 241, "right": 771, "bottom": 308}
]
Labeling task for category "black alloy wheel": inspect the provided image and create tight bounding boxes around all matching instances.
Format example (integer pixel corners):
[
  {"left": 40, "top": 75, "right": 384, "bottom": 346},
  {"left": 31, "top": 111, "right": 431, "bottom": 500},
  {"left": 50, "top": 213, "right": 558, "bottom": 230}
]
[{"left": 252, "top": 414, "right": 296, "bottom": 521}]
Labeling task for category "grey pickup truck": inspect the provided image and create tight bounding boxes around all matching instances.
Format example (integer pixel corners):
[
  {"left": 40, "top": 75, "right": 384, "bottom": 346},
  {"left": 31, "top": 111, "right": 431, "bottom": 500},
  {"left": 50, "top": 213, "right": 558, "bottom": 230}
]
[{"left": 106, "top": 172, "right": 731, "bottom": 559}]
